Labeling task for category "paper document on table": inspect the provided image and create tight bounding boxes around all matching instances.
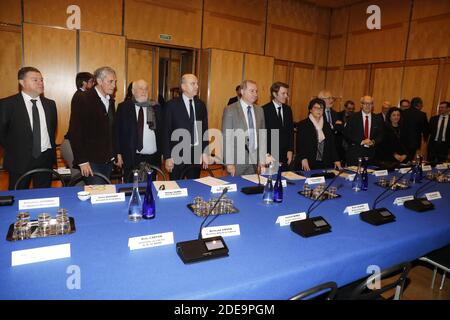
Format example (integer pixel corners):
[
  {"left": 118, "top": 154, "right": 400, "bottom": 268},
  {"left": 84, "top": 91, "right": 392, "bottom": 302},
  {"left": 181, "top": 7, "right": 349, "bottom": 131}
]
[
  {"left": 241, "top": 174, "right": 268, "bottom": 185},
  {"left": 84, "top": 185, "right": 116, "bottom": 195},
  {"left": 194, "top": 176, "right": 229, "bottom": 187},
  {"left": 328, "top": 170, "right": 354, "bottom": 179},
  {"left": 282, "top": 171, "right": 306, "bottom": 180},
  {"left": 153, "top": 181, "right": 180, "bottom": 191},
  {"left": 346, "top": 166, "right": 375, "bottom": 173}
]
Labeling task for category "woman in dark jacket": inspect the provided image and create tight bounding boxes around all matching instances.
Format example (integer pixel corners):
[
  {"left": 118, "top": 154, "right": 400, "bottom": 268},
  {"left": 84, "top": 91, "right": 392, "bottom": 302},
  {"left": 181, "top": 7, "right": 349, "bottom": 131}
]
[
  {"left": 295, "top": 98, "right": 341, "bottom": 171},
  {"left": 376, "top": 107, "right": 408, "bottom": 166}
]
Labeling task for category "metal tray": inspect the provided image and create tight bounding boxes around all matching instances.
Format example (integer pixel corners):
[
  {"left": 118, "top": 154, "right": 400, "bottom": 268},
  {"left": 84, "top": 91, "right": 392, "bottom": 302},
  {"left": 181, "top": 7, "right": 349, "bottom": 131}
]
[
  {"left": 6, "top": 217, "right": 76, "bottom": 241},
  {"left": 374, "top": 182, "right": 411, "bottom": 190},
  {"left": 297, "top": 191, "right": 341, "bottom": 201},
  {"left": 187, "top": 204, "right": 239, "bottom": 217}
]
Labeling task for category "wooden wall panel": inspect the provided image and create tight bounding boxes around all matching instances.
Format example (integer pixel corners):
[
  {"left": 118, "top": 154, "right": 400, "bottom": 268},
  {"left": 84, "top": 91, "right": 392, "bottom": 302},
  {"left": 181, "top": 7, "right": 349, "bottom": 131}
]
[
  {"left": 203, "top": 0, "right": 266, "bottom": 54},
  {"left": 125, "top": 0, "right": 202, "bottom": 48},
  {"left": 327, "top": 36, "right": 346, "bottom": 67},
  {"left": 325, "top": 69, "right": 344, "bottom": 110},
  {"left": 315, "top": 35, "right": 329, "bottom": 67},
  {"left": 79, "top": 31, "right": 126, "bottom": 104},
  {"left": 266, "top": 26, "right": 316, "bottom": 63},
  {"left": 290, "top": 66, "right": 314, "bottom": 122},
  {"left": 342, "top": 68, "right": 368, "bottom": 111},
  {"left": 0, "top": 27, "right": 22, "bottom": 98},
  {"left": 0, "top": 0, "right": 22, "bottom": 25},
  {"left": 23, "top": 24, "right": 77, "bottom": 145},
  {"left": 401, "top": 64, "right": 439, "bottom": 118},
  {"left": 273, "top": 62, "right": 289, "bottom": 84},
  {"left": 444, "top": 62, "right": 450, "bottom": 102},
  {"left": 243, "top": 54, "right": 274, "bottom": 107},
  {"left": 24, "top": 0, "right": 122, "bottom": 35},
  {"left": 412, "top": 0, "right": 450, "bottom": 19},
  {"left": 127, "top": 47, "right": 153, "bottom": 98},
  {"left": 371, "top": 67, "right": 403, "bottom": 112},
  {"left": 312, "top": 68, "right": 327, "bottom": 101},
  {"left": 330, "top": 6, "right": 349, "bottom": 36}
]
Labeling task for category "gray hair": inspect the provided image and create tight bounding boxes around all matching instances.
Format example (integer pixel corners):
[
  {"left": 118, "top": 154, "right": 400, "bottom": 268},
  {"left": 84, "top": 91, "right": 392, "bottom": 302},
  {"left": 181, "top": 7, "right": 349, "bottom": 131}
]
[{"left": 94, "top": 66, "right": 116, "bottom": 81}]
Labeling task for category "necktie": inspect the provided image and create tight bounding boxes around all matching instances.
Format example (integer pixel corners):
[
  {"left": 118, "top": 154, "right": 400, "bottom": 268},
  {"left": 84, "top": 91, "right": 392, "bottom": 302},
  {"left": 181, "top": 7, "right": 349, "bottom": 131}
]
[
  {"left": 364, "top": 115, "right": 369, "bottom": 140},
  {"left": 247, "top": 106, "right": 255, "bottom": 151},
  {"left": 31, "top": 99, "right": 41, "bottom": 158},
  {"left": 437, "top": 116, "right": 446, "bottom": 142},
  {"left": 326, "top": 109, "right": 332, "bottom": 125},
  {"left": 277, "top": 106, "right": 283, "bottom": 127},
  {"left": 137, "top": 107, "right": 144, "bottom": 151},
  {"left": 189, "top": 99, "right": 195, "bottom": 145}
]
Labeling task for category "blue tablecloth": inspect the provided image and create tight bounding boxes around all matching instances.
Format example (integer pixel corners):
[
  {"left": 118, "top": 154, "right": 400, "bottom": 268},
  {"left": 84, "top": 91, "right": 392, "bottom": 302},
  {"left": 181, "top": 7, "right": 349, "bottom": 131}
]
[{"left": 0, "top": 172, "right": 449, "bottom": 299}]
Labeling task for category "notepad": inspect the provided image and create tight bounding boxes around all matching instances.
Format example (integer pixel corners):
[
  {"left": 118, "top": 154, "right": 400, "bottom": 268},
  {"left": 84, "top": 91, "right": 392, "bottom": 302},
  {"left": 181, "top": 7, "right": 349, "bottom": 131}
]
[
  {"left": 282, "top": 171, "right": 306, "bottom": 180},
  {"left": 194, "top": 176, "right": 229, "bottom": 187},
  {"left": 153, "top": 181, "right": 180, "bottom": 191},
  {"left": 84, "top": 185, "right": 116, "bottom": 195}
]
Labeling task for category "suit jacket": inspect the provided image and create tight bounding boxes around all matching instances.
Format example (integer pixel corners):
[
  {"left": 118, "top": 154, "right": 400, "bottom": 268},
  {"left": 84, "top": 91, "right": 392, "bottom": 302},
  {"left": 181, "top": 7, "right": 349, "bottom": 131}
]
[
  {"left": 428, "top": 115, "right": 450, "bottom": 148},
  {"left": 344, "top": 112, "right": 384, "bottom": 165},
  {"left": 65, "top": 88, "right": 85, "bottom": 140},
  {"left": 222, "top": 100, "right": 266, "bottom": 165},
  {"left": 70, "top": 88, "right": 117, "bottom": 165},
  {"left": 0, "top": 93, "right": 57, "bottom": 174},
  {"left": 376, "top": 124, "right": 408, "bottom": 163},
  {"left": 402, "top": 107, "right": 429, "bottom": 150},
  {"left": 262, "top": 101, "right": 294, "bottom": 162},
  {"left": 296, "top": 117, "right": 339, "bottom": 167},
  {"left": 162, "top": 96, "right": 208, "bottom": 160},
  {"left": 116, "top": 99, "right": 163, "bottom": 168}
]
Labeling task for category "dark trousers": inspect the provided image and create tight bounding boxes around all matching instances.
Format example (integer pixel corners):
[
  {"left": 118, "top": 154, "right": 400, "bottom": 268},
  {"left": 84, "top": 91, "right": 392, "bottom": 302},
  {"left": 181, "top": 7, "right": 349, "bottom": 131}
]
[
  {"left": 85, "top": 162, "right": 113, "bottom": 185},
  {"left": 124, "top": 153, "right": 161, "bottom": 183},
  {"left": 428, "top": 141, "right": 449, "bottom": 163},
  {"left": 8, "top": 149, "right": 54, "bottom": 190},
  {"left": 169, "top": 146, "right": 202, "bottom": 180}
]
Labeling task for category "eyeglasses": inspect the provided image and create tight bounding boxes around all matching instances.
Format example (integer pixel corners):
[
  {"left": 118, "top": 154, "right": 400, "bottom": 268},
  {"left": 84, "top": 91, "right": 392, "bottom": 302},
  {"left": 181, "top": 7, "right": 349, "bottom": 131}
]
[{"left": 361, "top": 102, "right": 373, "bottom": 106}]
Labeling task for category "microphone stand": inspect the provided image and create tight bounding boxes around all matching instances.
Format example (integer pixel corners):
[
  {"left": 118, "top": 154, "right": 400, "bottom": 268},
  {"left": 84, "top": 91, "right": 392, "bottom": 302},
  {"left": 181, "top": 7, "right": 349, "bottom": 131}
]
[{"left": 240, "top": 143, "right": 265, "bottom": 194}]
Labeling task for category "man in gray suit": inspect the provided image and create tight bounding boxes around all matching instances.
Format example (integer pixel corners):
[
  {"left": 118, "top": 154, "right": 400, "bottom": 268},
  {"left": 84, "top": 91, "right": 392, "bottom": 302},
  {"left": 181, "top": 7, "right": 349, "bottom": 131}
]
[{"left": 222, "top": 80, "right": 268, "bottom": 176}]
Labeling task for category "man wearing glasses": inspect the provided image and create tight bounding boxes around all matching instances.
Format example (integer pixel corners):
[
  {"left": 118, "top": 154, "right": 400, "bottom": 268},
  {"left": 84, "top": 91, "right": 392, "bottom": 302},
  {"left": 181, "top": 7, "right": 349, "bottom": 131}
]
[{"left": 343, "top": 96, "right": 384, "bottom": 166}]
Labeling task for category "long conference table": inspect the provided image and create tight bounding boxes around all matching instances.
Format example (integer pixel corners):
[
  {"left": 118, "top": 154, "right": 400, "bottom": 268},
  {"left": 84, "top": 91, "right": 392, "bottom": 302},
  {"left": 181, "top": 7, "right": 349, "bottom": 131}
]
[{"left": 1, "top": 170, "right": 449, "bottom": 299}]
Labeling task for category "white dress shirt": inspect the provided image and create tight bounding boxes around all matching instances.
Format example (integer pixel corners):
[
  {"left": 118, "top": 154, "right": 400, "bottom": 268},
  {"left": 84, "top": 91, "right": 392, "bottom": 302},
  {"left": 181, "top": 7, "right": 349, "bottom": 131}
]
[
  {"left": 240, "top": 99, "right": 258, "bottom": 150},
  {"left": 182, "top": 94, "right": 199, "bottom": 146},
  {"left": 361, "top": 111, "right": 372, "bottom": 138},
  {"left": 135, "top": 105, "right": 157, "bottom": 155},
  {"left": 273, "top": 100, "right": 283, "bottom": 122},
  {"left": 21, "top": 91, "right": 52, "bottom": 152},
  {"left": 95, "top": 86, "right": 110, "bottom": 112},
  {"left": 435, "top": 114, "right": 448, "bottom": 142}
]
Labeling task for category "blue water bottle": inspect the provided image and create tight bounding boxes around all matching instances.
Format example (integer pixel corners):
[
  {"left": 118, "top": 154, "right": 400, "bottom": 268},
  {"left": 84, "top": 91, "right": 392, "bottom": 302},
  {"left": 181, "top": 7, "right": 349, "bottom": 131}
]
[
  {"left": 273, "top": 165, "right": 283, "bottom": 203},
  {"left": 142, "top": 170, "right": 156, "bottom": 219}
]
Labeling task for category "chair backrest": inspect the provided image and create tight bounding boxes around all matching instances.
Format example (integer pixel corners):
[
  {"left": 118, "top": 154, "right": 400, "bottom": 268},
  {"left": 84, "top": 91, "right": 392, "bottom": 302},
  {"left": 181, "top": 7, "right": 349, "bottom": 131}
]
[
  {"left": 205, "top": 164, "right": 224, "bottom": 178},
  {"left": 14, "top": 168, "right": 66, "bottom": 190},
  {"left": 68, "top": 172, "right": 112, "bottom": 186},
  {"left": 350, "top": 262, "right": 411, "bottom": 300},
  {"left": 290, "top": 281, "right": 338, "bottom": 300},
  {"left": 126, "top": 165, "right": 167, "bottom": 182}
]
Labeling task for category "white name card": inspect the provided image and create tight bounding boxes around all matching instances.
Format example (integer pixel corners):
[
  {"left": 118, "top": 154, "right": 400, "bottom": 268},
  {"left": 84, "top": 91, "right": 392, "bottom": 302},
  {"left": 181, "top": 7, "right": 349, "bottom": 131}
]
[
  {"left": 373, "top": 170, "right": 389, "bottom": 177},
  {"left": 19, "top": 197, "right": 60, "bottom": 210},
  {"left": 393, "top": 195, "right": 414, "bottom": 206},
  {"left": 128, "top": 232, "right": 174, "bottom": 251},
  {"left": 276, "top": 212, "right": 307, "bottom": 227},
  {"left": 91, "top": 192, "right": 125, "bottom": 204},
  {"left": 422, "top": 165, "right": 432, "bottom": 172},
  {"left": 158, "top": 188, "right": 188, "bottom": 199},
  {"left": 305, "top": 176, "right": 326, "bottom": 185},
  {"left": 211, "top": 184, "right": 237, "bottom": 193},
  {"left": 11, "top": 243, "right": 71, "bottom": 267},
  {"left": 201, "top": 224, "right": 240, "bottom": 238},
  {"left": 346, "top": 174, "right": 356, "bottom": 181},
  {"left": 425, "top": 191, "right": 442, "bottom": 201},
  {"left": 344, "top": 203, "right": 370, "bottom": 215},
  {"left": 398, "top": 167, "right": 411, "bottom": 174},
  {"left": 436, "top": 164, "right": 448, "bottom": 170},
  {"left": 56, "top": 168, "right": 71, "bottom": 175}
]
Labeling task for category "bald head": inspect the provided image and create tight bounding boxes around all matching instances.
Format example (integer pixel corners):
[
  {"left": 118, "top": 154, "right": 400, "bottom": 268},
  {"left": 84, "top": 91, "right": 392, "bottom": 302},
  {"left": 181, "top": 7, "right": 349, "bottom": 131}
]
[
  {"left": 132, "top": 79, "right": 149, "bottom": 103},
  {"left": 360, "top": 95, "right": 374, "bottom": 114},
  {"left": 318, "top": 90, "right": 334, "bottom": 108},
  {"left": 181, "top": 74, "right": 199, "bottom": 98}
]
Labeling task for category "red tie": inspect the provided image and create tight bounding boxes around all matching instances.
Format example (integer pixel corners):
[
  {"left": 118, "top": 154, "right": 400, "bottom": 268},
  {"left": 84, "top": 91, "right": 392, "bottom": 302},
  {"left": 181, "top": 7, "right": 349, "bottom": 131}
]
[{"left": 364, "top": 115, "right": 369, "bottom": 139}]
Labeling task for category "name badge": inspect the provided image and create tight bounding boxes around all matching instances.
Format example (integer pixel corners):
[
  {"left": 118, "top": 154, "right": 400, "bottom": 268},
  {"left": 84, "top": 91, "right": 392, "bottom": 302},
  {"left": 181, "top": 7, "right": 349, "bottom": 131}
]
[
  {"left": 422, "top": 165, "right": 432, "bottom": 172},
  {"left": 128, "top": 232, "right": 174, "bottom": 251},
  {"left": 425, "top": 191, "right": 442, "bottom": 201},
  {"left": 201, "top": 224, "right": 240, "bottom": 238},
  {"left": 276, "top": 212, "right": 307, "bottom": 227},
  {"left": 19, "top": 197, "right": 60, "bottom": 210},
  {"left": 393, "top": 195, "right": 414, "bottom": 206},
  {"left": 373, "top": 170, "right": 388, "bottom": 177},
  {"left": 305, "top": 176, "right": 326, "bottom": 185},
  {"left": 91, "top": 193, "right": 125, "bottom": 204},
  {"left": 211, "top": 184, "right": 237, "bottom": 193},
  {"left": 158, "top": 188, "right": 188, "bottom": 198},
  {"left": 344, "top": 203, "right": 370, "bottom": 215},
  {"left": 11, "top": 243, "right": 71, "bottom": 267},
  {"left": 436, "top": 164, "right": 448, "bottom": 170}
]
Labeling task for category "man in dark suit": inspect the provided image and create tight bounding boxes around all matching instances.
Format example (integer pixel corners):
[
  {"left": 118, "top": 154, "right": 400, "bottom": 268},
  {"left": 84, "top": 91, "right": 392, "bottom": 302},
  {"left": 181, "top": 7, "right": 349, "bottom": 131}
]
[
  {"left": 61, "top": 72, "right": 94, "bottom": 176},
  {"left": 162, "top": 74, "right": 209, "bottom": 180},
  {"left": 227, "top": 85, "right": 241, "bottom": 106},
  {"left": 70, "top": 66, "right": 122, "bottom": 184},
  {"left": 428, "top": 101, "right": 449, "bottom": 163},
  {"left": 378, "top": 100, "right": 391, "bottom": 123},
  {"left": 402, "top": 97, "right": 429, "bottom": 161},
  {"left": 344, "top": 95, "right": 384, "bottom": 166},
  {"left": 0, "top": 67, "right": 57, "bottom": 190},
  {"left": 116, "top": 79, "right": 163, "bottom": 182},
  {"left": 262, "top": 82, "right": 294, "bottom": 170}
]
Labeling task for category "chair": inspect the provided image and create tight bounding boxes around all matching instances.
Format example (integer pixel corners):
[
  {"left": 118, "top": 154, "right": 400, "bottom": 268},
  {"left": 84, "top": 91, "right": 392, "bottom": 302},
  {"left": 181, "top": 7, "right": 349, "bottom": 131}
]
[
  {"left": 338, "top": 262, "right": 411, "bottom": 300},
  {"left": 419, "top": 244, "right": 450, "bottom": 290},
  {"left": 289, "top": 281, "right": 337, "bottom": 300},
  {"left": 14, "top": 168, "right": 66, "bottom": 190},
  {"left": 68, "top": 172, "right": 112, "bottom": 186},
  {"left": 126, "top": 164, "right": 167, "bottom": 182}
]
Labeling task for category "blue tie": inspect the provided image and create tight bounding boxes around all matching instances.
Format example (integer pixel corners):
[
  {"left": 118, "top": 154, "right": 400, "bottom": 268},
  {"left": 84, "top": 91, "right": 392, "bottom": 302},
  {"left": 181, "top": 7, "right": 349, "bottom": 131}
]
[
  {"left": 247, "top": 106, "right": 255, "bottom": 151},
  {"left": 326, "top": 109, "right": 333, "bottom": 128}
]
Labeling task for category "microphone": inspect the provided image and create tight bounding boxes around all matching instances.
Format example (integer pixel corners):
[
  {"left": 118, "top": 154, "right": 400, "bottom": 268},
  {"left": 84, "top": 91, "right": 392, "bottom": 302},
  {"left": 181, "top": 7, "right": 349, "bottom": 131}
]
[
  {"left": 176, "top": 188, "right": 229, "bottom": 264},
  {"left": 404, "top": 167, "right": 450, "bottom": 212},
  {"left": 359, "top": 167, "right": 413, "bottom": 226},
  {"left": 241, "top": 142, "right": 265, "bottom": 194},
  {"left": 291, "top": 169, "right": 345, "bottom": 237}
]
